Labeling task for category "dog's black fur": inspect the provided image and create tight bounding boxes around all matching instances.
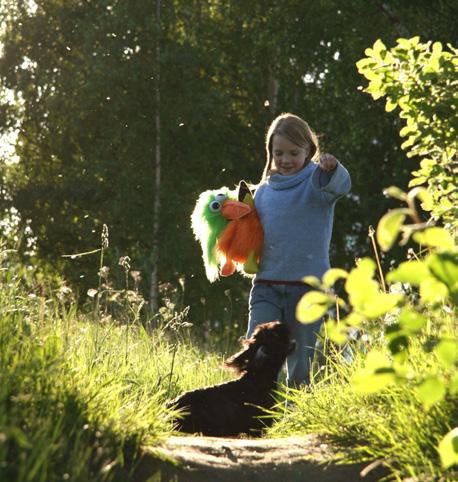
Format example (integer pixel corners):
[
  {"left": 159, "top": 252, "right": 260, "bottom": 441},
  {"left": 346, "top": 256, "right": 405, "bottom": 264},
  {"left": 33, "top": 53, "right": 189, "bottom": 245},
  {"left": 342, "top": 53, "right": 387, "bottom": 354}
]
[{"left": 167, "top": 321, "right": 295, "bottom": 437}]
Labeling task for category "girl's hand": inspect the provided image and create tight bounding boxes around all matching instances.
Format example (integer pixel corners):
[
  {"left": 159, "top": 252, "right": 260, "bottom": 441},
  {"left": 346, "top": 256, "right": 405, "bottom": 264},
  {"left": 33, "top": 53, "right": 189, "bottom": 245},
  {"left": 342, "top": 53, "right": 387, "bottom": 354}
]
[{"left": 319, "top": 153, "right": 338, "bottom": 172}]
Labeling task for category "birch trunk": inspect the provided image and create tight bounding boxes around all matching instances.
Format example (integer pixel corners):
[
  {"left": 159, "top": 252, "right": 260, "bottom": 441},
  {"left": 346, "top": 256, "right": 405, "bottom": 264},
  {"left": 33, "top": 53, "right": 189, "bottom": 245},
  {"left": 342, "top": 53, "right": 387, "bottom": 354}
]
[
  {"left": 267, "top": 64, "right": 279, "bottom": 115},
  {"left": 150, "top": 0, "right": 161, "bottom": 313}
]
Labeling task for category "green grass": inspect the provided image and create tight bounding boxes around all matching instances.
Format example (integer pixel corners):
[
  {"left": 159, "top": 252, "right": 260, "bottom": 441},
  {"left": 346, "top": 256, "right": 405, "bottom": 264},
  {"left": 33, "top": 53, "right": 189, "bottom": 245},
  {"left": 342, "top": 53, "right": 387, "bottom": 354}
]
[
  {"left": 0, "top": 261, "right": 232, "bottom": 482},
  {"left": 268, "top": 313, "right": 458, "bottom": 481},
  {"left": 2, "top": 251, "right": 456, "bottom": 482}
]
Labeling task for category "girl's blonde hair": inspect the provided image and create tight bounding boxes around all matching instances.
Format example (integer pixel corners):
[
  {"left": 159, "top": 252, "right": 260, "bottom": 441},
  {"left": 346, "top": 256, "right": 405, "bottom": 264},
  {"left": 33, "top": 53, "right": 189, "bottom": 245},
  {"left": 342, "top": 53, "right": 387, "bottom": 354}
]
[{"left": 261, "top": 113, "right": 320, "bottom": 181}]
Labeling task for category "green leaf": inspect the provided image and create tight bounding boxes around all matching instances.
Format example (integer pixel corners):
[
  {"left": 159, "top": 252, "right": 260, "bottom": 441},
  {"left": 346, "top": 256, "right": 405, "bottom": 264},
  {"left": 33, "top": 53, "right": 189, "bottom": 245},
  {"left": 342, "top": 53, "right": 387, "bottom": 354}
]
[
  {"left": 363, "top": 292, "right": 403, "bottom": 319},
  {"left": 408, "top": 176, "right": 427, "bottom": 187},
  {"left": 346, "top": 258, "right": 376, "bottom": 291},
  {"left": 322, "top": 268, "right": 348, "bottom": 288},
  {"left": 355, "top": 58, "right": 377, "bottom": 71},
  {"left": 302, "top": 275, "right": 323, "bottom": 289},
  {"left": 438, "top": 428, "right": 458, "bottom": 469},
  {"left": 386, "top": 260, "right": 431, "bottom": 285},
  {"left": 399, "top": 125, "right": 417, "bottom": 137},
  {"left": 416, "top": 376, "right": 446, "bottom": 410},
  {"left": 434, "top": 339, "right": 458, "bottom": 368},
  {"left": 432, "top": 41, "right": 443, "bottom": 54},
  {"left": 345, "top": 259, "right": 402, "bottom": 318},
  {"left": 385, "top": 327, "right": 409, "bottom": 362},
  {"left": 385, "top": 99, "right": 397, "bottom": 112},
  {"left": 401, "top": 137, "right": 416, "bottom": 150},
  {"left": 376, "top": 209, "right": 409, "bottom": 251},
  {"left": 426, "top": 252, "right": 458, "bottom": 303},
  {"left": 419, "top": 277, "right": 448, "bottom": 304},
  {"left": 383, "top": 186, "right": 407, "bottom": 201},
  {"left": 398, "top": 307, "right": 426, "bottom": 333},
  {"left": 373, "top": 39, "right": 386, "bottom": 55},
  {"left": 325, "top": 320, "right": 348, "bottom": 345},
  {"left": 413, "top": 228, "right": 455, "bottom": 250},
  {"left": 352, "top": 350, "right": 397, "bottom": 394},
  {"left": 296, "top": 291, "right": 333, "bottom": 324},
  {"left": 352, "top": 369, "right": 397, "bottom": 394},
  {"left": 450, "top": 373, "right": 458, "bottom": 396},
  {"left": 342, "top": 312, "right": 365, "bottom": 327}
]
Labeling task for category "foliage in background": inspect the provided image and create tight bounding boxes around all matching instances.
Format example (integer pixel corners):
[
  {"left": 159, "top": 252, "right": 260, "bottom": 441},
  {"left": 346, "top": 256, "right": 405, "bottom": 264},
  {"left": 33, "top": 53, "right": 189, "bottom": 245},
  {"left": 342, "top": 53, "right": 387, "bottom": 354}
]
[
  {"left": 1, "top": 1, "right": 456, "bottom": 328},
  {"left": 295, "top": 37, "right": 458, "bottom": 478},
  {"left": 357, "top": 37, "right": 457, "bottom": 226}
]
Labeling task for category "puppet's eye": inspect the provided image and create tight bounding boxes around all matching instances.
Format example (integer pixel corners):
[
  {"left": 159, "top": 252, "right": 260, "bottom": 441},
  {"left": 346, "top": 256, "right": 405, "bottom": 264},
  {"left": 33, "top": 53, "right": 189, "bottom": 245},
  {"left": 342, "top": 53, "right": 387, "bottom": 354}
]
[
  {"left": 214, "top": 193, "right": 226, "bottom": 203},
  {"left": 209, "top": 201, "right": 222, "bottom": 212}
]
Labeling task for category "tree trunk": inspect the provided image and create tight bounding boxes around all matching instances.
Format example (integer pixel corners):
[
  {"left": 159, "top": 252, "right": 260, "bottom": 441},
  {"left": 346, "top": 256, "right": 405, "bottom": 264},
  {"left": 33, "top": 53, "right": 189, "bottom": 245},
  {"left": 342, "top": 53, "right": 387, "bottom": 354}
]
[
  {"left": 267, "top": 64, "right": 279, "bottom": 115},
  {"left": 150, "top": 0, "right": 161, "bottom": 313}
]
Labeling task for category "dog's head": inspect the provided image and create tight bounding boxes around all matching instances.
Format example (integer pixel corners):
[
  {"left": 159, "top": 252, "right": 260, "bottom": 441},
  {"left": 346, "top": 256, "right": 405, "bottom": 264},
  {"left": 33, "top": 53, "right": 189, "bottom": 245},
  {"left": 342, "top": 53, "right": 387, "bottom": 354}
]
[{"left": 225, "top": 321, "right": 295, "bottom": 375}]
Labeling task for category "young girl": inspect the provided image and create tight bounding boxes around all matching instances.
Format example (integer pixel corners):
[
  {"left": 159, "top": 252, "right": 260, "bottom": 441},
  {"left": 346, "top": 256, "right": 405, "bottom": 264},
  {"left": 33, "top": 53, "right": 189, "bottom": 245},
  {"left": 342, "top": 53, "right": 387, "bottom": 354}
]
[{"left": 248, "top": 113, "right": 351, "bottom": 387}]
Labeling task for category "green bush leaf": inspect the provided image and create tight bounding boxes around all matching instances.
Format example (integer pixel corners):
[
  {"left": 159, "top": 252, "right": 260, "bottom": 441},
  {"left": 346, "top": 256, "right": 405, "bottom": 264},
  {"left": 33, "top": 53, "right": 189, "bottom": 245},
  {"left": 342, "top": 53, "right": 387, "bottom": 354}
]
[
  {"left": 302, "top": 275, "right": 323, "bottom": 289},
  {"left": 416, "top": 375, "right": 446, "bottom": 410},
  {"left": 438, "top": 428, "right": 458, "bottom": 469},
  {"left": 324, "top": 320, "right": 348, "bottom": 345},
  {"left": 419, "top": 277, "right": 448, "bottom": 304},
  {"left": 398, "top": 307, "right": 426, "bottom": 333},
  {"left": 322, "top": 268, "right": 348, "bottom": 288},
  {"left": 345, "top": 259, "right": 402, "bottom": 318},
  {"left": 408, "top": 176, "right": 427, "bottom": 188},
  {"left": 296, "top": 291, "right": 333, "bottom": 324},
  {"left": 385, "top": 99, "right": 397, "bottom": 112},
  {"left": 363, "top": 292, "right": 403, "bottom": 319},
  {"left": 352, "top": 369, "right": 397, "bottom": 394},
  {"left": 413, "top": 228, "right": 455, "bottom": 250},
  {"left": 383, "top": 186, "right": 407, "bottom": 201},
  {"left": 386, "top": 260, "right": 431, "bottom": 285},
  {"left": 434, "top": 339, "right": 458, "bottom": 368},
  {"left": 376, "top": 209, "right": 410, "bottom": 251},
  {"left": 352, "top": 350, "right": 397, "bottom": 394},
  {"left": 450, "top": 373, "right": 458, "bottom": 396},
  {"left": 427, "top": 253, "right": 458, "bottom": 303}
]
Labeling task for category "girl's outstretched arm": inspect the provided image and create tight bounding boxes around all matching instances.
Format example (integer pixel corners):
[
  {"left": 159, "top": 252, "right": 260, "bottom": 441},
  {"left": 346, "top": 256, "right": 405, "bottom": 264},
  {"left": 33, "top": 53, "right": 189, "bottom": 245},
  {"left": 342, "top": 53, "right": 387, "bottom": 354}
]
[{"left": 312, "top": 153, "right": 351, "bottom": 203}]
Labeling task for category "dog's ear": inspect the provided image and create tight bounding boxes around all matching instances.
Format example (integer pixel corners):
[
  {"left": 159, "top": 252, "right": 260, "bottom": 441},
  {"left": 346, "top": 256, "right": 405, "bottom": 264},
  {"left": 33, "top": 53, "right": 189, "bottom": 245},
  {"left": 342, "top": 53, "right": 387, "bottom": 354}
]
[{"left": 224, "top": 342, "right": 256, "bottom": 374}]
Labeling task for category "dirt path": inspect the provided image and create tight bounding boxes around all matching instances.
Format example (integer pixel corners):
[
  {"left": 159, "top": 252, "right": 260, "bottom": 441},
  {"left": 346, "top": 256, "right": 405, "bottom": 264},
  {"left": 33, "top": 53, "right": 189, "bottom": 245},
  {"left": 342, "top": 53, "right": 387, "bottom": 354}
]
[{"left": 133, "top": 435, "right": 387, "bottom": 482}]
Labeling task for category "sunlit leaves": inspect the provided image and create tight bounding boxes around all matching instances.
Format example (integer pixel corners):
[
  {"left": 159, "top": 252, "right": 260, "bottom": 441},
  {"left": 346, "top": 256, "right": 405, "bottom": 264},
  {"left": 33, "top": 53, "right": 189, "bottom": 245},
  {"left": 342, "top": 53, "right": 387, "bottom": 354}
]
[
  {"left": 345, "top": 258, "right": 402, "bottom": 318},
  {"left": 383, "top": 186, "right": 407, "bottom": 201},
  {"left": 419, "top": 277, "right": 448, "bottom": 304},
  {"left": 413, "top": 227, "right": 455, "bottom": 250},
  {"left": 398, "top": 307, "right": 426, "bottom": 334},
  {"left": 427, "top": 252, "right": 458, "bottom": 304},
  {"left": 357, "top": 37, "right": 458, "bottom": 225},
  {"left": 324, "top": 319, "right": 348, "bottom": 345},
  {"left": 434, "top": 339, "right": 458, "bottom": 368},
  {"left": 376, "top": 208, "right": 410, "bottom": 251},
  {"left": 438, "top": 428, "right": 458, "bottom": 469},
  {"left": 322, "top": 268, "right": 348, "bottom": 288},
  {"left": 296, "top": 290, "right": 334, "bottom": 323},
  {"left": 416, "top": 375, "right": 446, "bottom": 410},
  {"left": 387, "top": 260, "right": 430, "bottom": 285},
  {"left": 352, "top": 350, "right": 405, "bottom": 394}
]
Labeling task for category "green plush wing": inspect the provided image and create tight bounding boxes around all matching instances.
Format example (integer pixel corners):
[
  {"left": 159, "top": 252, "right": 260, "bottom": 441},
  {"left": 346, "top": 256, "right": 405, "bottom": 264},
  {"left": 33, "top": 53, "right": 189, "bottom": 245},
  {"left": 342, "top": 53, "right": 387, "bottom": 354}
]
[{"left": 191, "top": 187, "right": 237, "bottom": 282}]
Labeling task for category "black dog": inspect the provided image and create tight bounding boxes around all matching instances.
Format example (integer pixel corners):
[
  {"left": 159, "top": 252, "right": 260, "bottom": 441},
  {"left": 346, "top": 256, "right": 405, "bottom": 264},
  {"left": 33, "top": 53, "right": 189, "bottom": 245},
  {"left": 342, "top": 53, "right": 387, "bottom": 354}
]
[{"left": 167, "top": 321, "right": 295, "bottom": 437}]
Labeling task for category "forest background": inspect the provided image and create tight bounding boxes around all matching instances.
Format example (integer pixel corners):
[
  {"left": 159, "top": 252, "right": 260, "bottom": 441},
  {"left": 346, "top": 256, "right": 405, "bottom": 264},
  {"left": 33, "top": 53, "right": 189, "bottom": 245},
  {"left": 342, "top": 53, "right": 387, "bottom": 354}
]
[{"left": 0, "top": 0, "right": 456, "bottom": 338}]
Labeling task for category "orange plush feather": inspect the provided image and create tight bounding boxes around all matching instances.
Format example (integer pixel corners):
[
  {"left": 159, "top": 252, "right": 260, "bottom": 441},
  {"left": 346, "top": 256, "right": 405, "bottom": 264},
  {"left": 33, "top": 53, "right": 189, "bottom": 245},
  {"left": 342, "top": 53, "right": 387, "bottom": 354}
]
[{"left": 216, "top": 182, "right": 263, "bottom": 277}]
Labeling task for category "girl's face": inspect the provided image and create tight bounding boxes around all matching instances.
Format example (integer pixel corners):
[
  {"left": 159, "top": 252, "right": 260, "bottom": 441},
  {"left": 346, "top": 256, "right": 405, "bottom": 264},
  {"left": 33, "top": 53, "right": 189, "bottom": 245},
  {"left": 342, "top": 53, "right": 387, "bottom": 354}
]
[{"left": 271, "top": 134, "right": 309, "bottom": 176}]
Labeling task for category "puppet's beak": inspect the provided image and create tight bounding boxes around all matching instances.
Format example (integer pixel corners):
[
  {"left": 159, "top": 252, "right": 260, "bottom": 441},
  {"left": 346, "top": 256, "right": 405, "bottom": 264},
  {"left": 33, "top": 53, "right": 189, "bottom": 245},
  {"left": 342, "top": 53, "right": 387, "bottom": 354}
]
[{"left": 221, "top": 200, "right": 251, "bottom": 220}]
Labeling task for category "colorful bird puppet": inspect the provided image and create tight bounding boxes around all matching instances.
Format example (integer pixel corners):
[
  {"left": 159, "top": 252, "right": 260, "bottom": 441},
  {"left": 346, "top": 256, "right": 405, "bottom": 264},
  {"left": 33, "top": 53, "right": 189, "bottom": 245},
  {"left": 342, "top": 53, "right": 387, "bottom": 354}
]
[{"left": 191, "top": 181, "right": 264, "bottom": 282}]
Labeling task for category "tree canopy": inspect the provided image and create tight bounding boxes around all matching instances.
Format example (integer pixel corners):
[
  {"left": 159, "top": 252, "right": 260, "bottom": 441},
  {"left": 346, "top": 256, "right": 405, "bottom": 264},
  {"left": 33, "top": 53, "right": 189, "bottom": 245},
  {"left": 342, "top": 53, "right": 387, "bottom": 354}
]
[{"left": 0, "top": 0, "right": 456, "bottom": 326}]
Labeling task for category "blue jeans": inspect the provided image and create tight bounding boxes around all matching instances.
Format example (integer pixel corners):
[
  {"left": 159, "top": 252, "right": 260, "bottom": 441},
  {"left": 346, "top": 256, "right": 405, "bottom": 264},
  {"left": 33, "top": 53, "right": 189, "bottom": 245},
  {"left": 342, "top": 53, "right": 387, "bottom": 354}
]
[{"left": 247, "top": 282, "right": 323, "bottom": 387}]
